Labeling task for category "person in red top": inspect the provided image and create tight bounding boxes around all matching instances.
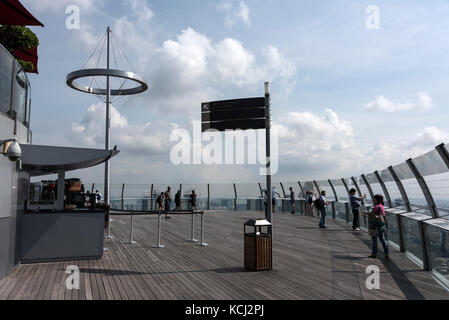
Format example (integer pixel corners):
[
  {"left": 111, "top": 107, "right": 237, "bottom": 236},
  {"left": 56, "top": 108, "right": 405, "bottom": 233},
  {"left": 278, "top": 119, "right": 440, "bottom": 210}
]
[{"left": 368, "top": 194, "right": 389, "bottom": 259}]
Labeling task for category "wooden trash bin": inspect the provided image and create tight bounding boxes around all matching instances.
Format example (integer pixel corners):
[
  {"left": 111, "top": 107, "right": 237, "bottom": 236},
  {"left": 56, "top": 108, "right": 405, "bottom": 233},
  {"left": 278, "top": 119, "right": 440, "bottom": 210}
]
[{"left": 244, "top": 219, "right": 272, "bottom": 271}]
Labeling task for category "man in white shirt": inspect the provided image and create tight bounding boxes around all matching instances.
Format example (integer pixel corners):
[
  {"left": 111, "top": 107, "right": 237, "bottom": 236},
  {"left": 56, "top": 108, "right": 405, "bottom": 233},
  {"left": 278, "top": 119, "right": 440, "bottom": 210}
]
[
  {"left": 318, "top": 191, "right": 329, "bottom": 228},
  {"left": 271, "top": 187, "right": 282, "bottom": 212}
]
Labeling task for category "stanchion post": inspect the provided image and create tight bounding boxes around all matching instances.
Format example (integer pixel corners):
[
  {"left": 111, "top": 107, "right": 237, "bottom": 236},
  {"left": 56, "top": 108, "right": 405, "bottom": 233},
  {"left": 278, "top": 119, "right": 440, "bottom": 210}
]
[
  {"left": 152, "top": 211, "right": 164, "bottom": 248},
  {"left": 128, "top": 213, "right": 136, "bottom": 244},
  {"left": 107, "top": 213, "right": 114, "bottom": 239},
  {"left": 196, "top": 211, "right": 208, "bottom": 247},
  {"left": 187, "top": 211, "right": 198, "bottom": 242}
]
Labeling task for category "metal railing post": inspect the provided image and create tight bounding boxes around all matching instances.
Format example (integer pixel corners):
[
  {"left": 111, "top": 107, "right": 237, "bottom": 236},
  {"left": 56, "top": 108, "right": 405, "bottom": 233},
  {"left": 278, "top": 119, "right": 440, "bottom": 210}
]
[
  {"left": 150, "top": 184, "right": 154, "bottom": 211},
  {"left": 233, "top": 183, "right": 237, "bottom": 211},
  {"left": 121, "top": 183, "right": 125, "bottom": 211},
  {"left": 187, "top": 211, "right": 198, "bottom": 242},
  {"left": 128, "top": 213, "right": 136, "bottom": 244},
  {"left": 152, "top": 211, "right": 164, "bottom": 248},
  {"left": 406, "top": 158, "right": 438, "bottom": 218},
  {"left": 207, "top": 184, "right": 210, "bottom": 210},
  {"left": 196, "top": 211, "right": 208, "bottom": 246},
  {"left": 418, "top": 220, "right": 431, "bottom": 271},
  {"left": 396, "top": 214, "right": 405, "bottom": 252},
  {"left": 374, "top": 171, "right": 392, "bottom": 208},
  {"left": 328, "top": 179, "right": 338, "bottom": 202},
  {"left": 388, "top": 166, "right": 411, "bottom": 212},
  {"left": 313, "top": 180, "right": 321, "bottom": 195}
]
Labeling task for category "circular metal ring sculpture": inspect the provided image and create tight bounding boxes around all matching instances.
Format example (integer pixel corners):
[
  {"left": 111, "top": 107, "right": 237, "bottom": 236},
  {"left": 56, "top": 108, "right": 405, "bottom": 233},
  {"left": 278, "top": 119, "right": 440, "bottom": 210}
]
[{"left": 66, "top": 68, "right": 148, "bottom": 96}]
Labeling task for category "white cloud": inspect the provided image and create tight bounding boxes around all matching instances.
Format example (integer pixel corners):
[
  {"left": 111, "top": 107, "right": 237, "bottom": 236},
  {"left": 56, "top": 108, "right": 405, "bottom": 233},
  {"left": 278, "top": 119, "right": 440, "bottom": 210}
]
[
  {"left": 150, "top": 28, "right": 297, "bottom": 114},
  {"left": 272, "top": 109, "right": 449, "bottom": 180},
  {"left": 71, "top": 103, "right": 175, "bottom": 156},
  {"left": 364, "top": 92, "right": 432, "bottom": 112},
  {"left": 218, "top": 1, "right": 251, "bottom": 29},
  {"left": 128, "top": 0, "right": 154, "bottom": 22}
]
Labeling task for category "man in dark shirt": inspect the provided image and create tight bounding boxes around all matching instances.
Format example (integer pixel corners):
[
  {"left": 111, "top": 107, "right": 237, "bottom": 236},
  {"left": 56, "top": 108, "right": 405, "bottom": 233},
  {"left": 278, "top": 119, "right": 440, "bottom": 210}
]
[
  {"left": 289, "top": 187, "right": 295, "bottom": 214},
  {"left": 165, "top": 186, "right": 172, "bottom": 219},
  {"left": 349, "top": 188, "right": 367, "bottom": 231}
]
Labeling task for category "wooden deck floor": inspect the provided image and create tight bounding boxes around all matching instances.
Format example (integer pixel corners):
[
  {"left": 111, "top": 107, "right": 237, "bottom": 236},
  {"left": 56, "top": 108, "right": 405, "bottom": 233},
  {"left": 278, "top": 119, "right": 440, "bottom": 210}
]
[{"left": 0, "top": 211, "right": 448, "bottom": 300}]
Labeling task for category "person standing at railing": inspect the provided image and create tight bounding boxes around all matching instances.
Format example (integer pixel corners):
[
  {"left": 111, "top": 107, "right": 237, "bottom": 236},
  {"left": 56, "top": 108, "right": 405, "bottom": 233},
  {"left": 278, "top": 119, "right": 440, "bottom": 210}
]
[
  {"left": 175, "top": 190, "right": 181, "bottom": 212},
  {"left": 349, "top": 188, "right": 367, "bottom": 232},
  {"left": 289, "top": 187, "right": 295, "bottom": 214},
  {"left": 157, "top": 192, "right": 165, "bottom": 214},
  {"left": 368, "top": 194, "right": 389, "bottom": 259},
  {"left": 272, "top": 187, "right": 282, "bottom": 213},
  {"left": 190, "top": 190, "right": 198, "bottom": 212},
  {"left": 164, "top": 186, "right": 172, "bottom": 219},
  {"left": 305, "top": 191, "right": 314, "bottom": 216},
  {"left": 317, "top": 191, "right": 329, "bottom": 228}
]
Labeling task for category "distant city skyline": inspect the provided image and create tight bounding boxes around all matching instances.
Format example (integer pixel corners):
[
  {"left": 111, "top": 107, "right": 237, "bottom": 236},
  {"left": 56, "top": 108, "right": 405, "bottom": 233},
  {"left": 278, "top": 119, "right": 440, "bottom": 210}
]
[{"left": 22, "top": 0, "right": 449, "bottom": 184}]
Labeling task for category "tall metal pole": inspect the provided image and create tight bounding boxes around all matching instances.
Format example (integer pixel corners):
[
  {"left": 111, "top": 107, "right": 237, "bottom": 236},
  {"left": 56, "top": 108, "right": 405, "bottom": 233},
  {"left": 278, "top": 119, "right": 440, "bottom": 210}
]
[
  {"left": 105, "top": 26, "right": 111, "bottom": 205},
  {"left": 265, "top": 82, "right": 272, "bottom": 223}
]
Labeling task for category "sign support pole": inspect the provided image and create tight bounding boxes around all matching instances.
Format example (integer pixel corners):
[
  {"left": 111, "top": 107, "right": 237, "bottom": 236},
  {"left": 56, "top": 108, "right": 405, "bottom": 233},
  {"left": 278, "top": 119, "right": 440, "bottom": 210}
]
[{"left": 265, "top": 82, "right": 272, "bottom": 224}]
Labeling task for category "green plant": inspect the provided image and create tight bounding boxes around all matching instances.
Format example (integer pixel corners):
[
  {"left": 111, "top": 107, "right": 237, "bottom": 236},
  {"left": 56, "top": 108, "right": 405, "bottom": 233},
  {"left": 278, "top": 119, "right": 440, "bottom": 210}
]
[
  {"left": 0, "top": 26, "right": 39, "bottom": 72},
  {"left": 0, "top": 25, "right": 39, "bottom": 54},
  {"left": 17, "top": 59, "right": 34, "bottom": 72}
]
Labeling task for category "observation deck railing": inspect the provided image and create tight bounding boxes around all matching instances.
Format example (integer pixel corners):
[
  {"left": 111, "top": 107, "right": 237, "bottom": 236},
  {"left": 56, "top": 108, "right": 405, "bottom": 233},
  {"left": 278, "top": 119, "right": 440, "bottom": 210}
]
[{"left": 85, "top": 143, "right": 449, "bottom": 289}]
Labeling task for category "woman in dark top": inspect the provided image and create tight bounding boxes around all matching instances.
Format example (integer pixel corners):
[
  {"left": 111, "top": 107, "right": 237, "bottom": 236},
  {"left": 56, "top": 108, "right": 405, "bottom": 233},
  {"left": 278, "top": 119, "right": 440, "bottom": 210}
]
[{"left": 190, "top": 190, "right": 197, "bottom": 211}]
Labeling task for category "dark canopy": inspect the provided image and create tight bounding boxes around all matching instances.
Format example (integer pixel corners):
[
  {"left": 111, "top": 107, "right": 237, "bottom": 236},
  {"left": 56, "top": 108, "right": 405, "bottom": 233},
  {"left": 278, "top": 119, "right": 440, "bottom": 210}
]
[{"left": 0, "top": 0, "right": 44, "bottom": 27}]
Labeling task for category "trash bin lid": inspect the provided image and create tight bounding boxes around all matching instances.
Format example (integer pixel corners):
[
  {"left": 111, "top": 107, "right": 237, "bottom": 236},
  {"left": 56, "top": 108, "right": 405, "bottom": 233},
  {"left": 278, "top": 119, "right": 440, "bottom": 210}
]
[{"left": 244, "top": 219, "right": 272, "bottom": 227}]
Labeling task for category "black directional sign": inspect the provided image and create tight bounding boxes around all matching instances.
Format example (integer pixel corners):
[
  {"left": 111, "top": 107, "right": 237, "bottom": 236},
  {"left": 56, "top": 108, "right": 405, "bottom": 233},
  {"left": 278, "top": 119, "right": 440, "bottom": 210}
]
[{"left": 201, "top": 97, "right": 266, "bottom": 132}]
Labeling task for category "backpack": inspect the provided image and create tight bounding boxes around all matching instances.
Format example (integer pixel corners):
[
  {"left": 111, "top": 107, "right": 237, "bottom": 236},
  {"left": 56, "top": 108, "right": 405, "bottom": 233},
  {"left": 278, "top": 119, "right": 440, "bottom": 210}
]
[
  {"left": 96, "top": 193, "right": 101, "bottom": 201},
  {"left": 314, "top": 198, "right": 323, "bottom": 210},
  {"left": 307, "top": 195, "right": 313, "bottom": 204}
]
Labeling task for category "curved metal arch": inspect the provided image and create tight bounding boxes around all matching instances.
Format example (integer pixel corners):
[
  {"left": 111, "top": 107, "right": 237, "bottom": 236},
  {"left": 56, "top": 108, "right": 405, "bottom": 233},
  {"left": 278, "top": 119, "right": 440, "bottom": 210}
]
[
  {"left": 328, "top": 179, "right": 338, "bottom": 202},
  {"left": 313, "top": 180, "right": 321, "bottom": 195},
  {"left": 66, "top": 68, "right": 148, "bottom": 96},
  {"left": 388, "top": 166, "right": 411, "bottom": 212},
  {"left": 361, "top": 174, "right": 375, "bottom": 203},
  {"left": 280, "top": 182, "right": 286, "bottom": 197},
  {"left": 374, "top": 171, "right": 393, "bottom": 208}
]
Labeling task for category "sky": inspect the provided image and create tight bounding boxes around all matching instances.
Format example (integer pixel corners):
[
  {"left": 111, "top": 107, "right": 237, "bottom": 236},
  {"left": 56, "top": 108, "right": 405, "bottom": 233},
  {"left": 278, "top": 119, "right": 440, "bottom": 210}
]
[{"left": 20, "top": 0, "right": 449, "bottom": 186}]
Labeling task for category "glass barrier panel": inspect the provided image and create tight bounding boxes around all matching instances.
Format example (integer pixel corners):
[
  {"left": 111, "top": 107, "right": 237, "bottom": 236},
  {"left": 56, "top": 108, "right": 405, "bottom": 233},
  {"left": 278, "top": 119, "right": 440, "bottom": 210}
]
[
  {"left": 402, "top": 217, "right": 424, "bottom": 267},
  {"left": 331, "top": 179, "right": 349, "bottom": 201},
  {"left": 335, "top": 202, "right": 347, "bottom": 221},
  {"left": 235, "top": 183, "right": 261, "bottom": 199},
  {"left": 393, "top": 163, "right": 429, "bottom": 214},
  {"left": 358, "top": 177, "right": 373, "bottom": 206},
  {"left": 413, "top": 149, "right": 448, "bottom": 177},
  {"left": 424, "top": 224, "right": 449, "bottom": 286},
  {"left": 12, "top": 69, "right": 28, "bottom": 123},
  {"left": 423, "top": 172, "right": 449, "bottom": 217},
  {"left": 317, "top": 180, "right": 335, "bottom": 201},
  {"left": 385, "top": 211, "right": 400, "bottom": 249},
  {"left": 0, "top": 46, "right": 13, "bottom": 115}
]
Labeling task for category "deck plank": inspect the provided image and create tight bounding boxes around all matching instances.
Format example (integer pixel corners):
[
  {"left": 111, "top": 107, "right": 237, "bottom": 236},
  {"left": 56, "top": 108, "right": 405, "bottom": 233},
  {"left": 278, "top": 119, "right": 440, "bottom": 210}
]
[{"left": 1, "top": 211, "right": 448, "bottom": 300}]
